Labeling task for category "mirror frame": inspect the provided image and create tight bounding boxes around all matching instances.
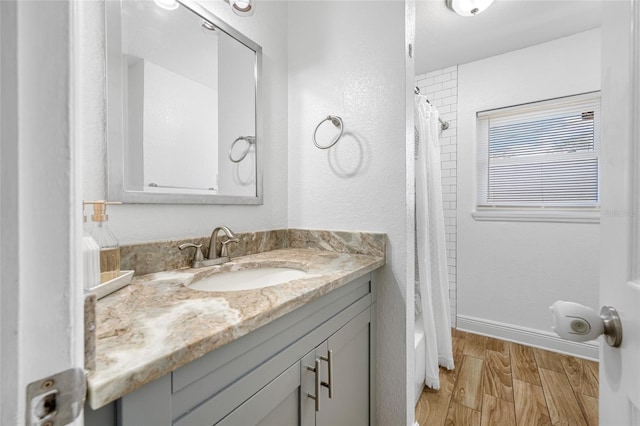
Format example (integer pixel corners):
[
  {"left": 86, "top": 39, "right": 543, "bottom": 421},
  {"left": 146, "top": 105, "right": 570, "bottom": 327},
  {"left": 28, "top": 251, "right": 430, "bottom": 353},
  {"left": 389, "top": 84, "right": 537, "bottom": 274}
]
[{"left": 105, "top": 0, "right": 263, "bottom": 204}]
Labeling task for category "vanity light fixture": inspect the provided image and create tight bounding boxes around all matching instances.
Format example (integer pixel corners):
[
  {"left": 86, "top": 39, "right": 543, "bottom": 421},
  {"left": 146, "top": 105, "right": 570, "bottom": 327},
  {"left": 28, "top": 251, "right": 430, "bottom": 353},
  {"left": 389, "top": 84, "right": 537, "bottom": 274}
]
[
  {"left": 153, "top": 0, "right": 179, "bottom": 10},
  {"left": 224, "top": 0, "right": 254, "bottom": 17},
  {"left": 446, "top": 0, "right": 494, "bottom": 16}
]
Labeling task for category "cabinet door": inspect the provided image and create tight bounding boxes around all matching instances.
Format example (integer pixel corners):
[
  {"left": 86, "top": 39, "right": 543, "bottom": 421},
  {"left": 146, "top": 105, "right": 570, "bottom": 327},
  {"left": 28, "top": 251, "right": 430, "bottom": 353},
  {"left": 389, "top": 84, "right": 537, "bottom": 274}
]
[
  {"left": 216, "top": 361, "right": 300, "bottom": 426},
  {"left": 316, "top": 308, "right": 370, "bottom": 426},
  {"left": 300, "top": 308, "right": 371, "bottom": 426}
]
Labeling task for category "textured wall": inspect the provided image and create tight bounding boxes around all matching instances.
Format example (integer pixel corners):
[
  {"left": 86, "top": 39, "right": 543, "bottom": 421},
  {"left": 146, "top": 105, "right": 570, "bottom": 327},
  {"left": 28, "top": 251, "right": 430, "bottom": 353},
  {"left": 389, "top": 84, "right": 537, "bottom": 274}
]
[
  {"left": 287, "top": 2, "right": 410, "bottom": 423},
  {"left": 79, "top": 0, "right": 289, "bottom": 243},
  {"left": 457, "top": 30, "right": 601, "bottom": 342}
]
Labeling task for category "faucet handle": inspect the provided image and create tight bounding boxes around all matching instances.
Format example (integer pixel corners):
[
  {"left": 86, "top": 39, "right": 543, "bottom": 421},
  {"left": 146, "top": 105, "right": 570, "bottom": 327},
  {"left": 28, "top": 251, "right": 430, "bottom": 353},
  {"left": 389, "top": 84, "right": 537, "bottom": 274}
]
[
  {"left": 178, "top": 243, "right": 205, "bottom": 262},
  {"left": 220, "top": 238, "right": 239, "bottom": 258}
]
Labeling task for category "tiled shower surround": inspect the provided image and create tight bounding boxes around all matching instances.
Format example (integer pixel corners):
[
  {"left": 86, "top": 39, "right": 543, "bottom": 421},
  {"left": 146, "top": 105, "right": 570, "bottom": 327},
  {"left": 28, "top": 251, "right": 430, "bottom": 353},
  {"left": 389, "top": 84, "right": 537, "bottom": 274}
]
[{"left": 415, "top": 66, "right": 458, "bottom": 326}]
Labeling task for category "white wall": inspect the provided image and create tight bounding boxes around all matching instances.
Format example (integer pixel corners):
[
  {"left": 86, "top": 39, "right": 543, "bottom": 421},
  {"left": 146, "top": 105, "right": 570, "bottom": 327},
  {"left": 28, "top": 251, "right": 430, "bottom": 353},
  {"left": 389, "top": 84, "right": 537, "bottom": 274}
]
[
  {"left": 140, "top": 59, "right": 219, "bottom": 190},
  {"left": 287, "top": 2, "right": 410, "bottom": 423},
  {"left": 457, "top": 29, "right": 601, "bottom": 355},
  {"left": 415, "top": 67, "right": 458, "bottom": 326},
  {"left": 80, "top": 0, "right": 289, "bottom": 243}
]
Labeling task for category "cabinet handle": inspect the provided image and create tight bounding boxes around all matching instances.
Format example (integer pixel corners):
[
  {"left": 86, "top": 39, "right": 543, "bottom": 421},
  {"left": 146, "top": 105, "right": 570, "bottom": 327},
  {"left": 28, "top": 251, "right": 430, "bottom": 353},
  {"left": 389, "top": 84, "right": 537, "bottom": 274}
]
[
  {"left": 320, "top": 350, "right": 333, "bottom": 398},
  {"left": 306, "top": 359, "right": 321, "bottom": 412}
]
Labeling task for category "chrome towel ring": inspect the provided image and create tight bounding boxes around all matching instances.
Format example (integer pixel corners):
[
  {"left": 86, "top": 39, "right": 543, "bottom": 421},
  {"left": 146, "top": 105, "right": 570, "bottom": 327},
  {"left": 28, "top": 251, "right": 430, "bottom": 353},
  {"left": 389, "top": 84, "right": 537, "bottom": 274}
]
[
  {"left": 313, "top": 115, "right": 344, "bottom": 149},
  {"left": 228, "top": 136, "right": 256, "bottom": 163}
]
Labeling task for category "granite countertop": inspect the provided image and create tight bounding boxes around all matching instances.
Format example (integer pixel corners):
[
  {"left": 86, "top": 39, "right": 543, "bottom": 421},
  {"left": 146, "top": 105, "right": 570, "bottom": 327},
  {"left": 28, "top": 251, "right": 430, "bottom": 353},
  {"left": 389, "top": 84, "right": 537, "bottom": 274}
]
[{"left": 87, "top": 248, "right": 384, "bottom": 409}]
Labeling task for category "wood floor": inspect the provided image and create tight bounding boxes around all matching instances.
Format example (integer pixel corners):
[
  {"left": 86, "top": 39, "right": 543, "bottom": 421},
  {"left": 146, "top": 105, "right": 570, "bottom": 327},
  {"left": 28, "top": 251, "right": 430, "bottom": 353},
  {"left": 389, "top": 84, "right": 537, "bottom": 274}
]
[{"left": 415, "top": 330, "right": 599, "bottom": 426}]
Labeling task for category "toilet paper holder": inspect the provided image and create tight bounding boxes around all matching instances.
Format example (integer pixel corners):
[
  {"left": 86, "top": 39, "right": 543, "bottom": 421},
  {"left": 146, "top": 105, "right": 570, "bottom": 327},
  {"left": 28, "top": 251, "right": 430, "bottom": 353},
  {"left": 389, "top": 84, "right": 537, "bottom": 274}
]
[{"left": 550, "top": 301, "right": 622, "bottom": 348}]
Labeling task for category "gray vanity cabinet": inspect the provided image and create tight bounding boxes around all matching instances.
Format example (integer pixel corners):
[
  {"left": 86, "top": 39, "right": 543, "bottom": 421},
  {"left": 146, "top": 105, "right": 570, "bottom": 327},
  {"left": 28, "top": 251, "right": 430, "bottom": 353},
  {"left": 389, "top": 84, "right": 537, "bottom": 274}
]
[
  {"left": 218, "top": 297, "right": 372, "bottom": 426},
  {"left": 85, "top": 273, "right": 377, "bottom": 426}
]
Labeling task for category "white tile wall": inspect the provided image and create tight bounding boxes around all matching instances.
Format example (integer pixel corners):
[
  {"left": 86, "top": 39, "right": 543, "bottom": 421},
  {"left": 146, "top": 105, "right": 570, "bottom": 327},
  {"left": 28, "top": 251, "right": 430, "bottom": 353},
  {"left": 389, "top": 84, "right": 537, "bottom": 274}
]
[{"left": 415, "top": 67, "right": 458, "bottom": 327}]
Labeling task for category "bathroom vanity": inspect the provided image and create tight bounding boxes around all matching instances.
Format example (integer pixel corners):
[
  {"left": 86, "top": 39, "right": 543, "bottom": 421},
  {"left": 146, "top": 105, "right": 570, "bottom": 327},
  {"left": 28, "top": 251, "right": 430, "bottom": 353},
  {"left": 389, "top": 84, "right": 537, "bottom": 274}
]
[{"left": 85, "top": 245, "right": 383, "bottom": 426}]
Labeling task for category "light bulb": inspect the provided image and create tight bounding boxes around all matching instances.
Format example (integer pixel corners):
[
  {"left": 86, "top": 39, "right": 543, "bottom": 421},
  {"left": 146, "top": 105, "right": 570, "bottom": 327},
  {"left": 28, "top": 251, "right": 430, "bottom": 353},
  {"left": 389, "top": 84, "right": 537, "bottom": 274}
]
[
  {"left": 234, "top": 1, "right": 250, "bottom": 9},
  {"left": 154, "top": 0, "right": 179, "bottom": 10},
  {"left": 230, "top": 0, "right": 254, "bottom": 16},
  {"left": 446, "top": 0, "right": 494, "bottom": 17}
]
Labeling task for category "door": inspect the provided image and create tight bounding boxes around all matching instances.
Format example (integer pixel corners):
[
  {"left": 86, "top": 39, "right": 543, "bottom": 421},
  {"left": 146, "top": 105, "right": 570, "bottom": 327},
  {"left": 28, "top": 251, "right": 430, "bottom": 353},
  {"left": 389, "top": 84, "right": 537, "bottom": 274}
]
[
  {"left": 217, "top": 362, "right": 301, "bottom": 426},
  {"left": 0, "top": 1, "right": 84, "bottom": 424},
  {"left": 599, "top": 1, "right": 640, "bottom": 424},
  {"left": 317, "top": 308, "right": 370, "bottom": 426},
  {"left": 300, "top": 308, "right": 371, "bottom": 426}
]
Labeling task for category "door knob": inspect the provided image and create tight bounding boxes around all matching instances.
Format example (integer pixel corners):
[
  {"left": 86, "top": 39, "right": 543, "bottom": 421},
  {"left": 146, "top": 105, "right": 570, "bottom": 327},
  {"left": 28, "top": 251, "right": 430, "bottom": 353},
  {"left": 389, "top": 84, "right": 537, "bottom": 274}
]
[{"left": 550, "top": 301, "right": 622, "bottom": 347}]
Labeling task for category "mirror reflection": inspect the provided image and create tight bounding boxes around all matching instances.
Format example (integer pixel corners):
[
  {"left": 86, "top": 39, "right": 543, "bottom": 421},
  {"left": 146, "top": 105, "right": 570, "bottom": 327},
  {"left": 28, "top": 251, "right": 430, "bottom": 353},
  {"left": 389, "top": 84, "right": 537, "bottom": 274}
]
[{"left": 107, "top": 0, "right": 261, "bottom": 203}]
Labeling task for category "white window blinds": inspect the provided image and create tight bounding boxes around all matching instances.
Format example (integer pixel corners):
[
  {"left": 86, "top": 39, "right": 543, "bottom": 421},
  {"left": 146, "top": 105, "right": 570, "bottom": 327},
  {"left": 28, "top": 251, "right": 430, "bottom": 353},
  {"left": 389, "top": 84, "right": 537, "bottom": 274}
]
[{"left": 477, "top": 93, "right": 600, "bottom": 209}]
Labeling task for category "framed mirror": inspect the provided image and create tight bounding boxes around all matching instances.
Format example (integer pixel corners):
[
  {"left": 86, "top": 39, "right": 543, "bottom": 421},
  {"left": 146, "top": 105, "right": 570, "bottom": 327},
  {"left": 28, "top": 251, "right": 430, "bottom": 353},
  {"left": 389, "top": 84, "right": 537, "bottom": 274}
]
[{"left": 106, "top": 0, "right": 262, "bottom": 204}]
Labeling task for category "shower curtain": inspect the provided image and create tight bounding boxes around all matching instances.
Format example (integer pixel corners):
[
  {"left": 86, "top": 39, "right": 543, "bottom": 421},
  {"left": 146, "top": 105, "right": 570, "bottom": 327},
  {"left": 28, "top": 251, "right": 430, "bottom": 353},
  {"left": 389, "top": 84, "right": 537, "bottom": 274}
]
[{"left": 414, "top": 95, "right": 454, "bottom": 389}]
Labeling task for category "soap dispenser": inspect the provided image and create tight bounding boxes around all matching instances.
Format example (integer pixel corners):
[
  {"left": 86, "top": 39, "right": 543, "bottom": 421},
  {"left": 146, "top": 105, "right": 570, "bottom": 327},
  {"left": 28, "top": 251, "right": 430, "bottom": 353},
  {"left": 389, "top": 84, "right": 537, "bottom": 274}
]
[
  {"left": 89, "top": 200, "right": 122, "bottom": 283},
  {"left": 82, "top": 203, "right": 100, "bottom": 291}
]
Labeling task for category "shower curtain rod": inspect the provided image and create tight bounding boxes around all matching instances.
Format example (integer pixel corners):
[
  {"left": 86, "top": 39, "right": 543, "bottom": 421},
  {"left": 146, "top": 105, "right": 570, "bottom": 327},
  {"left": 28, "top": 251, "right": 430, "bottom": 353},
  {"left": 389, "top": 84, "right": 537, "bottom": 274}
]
[{"left": 415, "top": 86, "right": 450, "bottom": 131}]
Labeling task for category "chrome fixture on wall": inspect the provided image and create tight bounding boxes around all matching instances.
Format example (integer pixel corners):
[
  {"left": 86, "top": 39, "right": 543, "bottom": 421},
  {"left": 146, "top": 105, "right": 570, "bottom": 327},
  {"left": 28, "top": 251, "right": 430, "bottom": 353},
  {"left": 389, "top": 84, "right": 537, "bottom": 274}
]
[
  {"left": 228, "top": 136, "right": 256, "bottom": 163},
  {"left": 313, "top": 115, "right": 344, "bottom": 149},
  {"left": 415, "top": 87, "right": 450, "bottom": 131},
  {"left": 446, "top": 0, "right": 494, "bottom": 16}
]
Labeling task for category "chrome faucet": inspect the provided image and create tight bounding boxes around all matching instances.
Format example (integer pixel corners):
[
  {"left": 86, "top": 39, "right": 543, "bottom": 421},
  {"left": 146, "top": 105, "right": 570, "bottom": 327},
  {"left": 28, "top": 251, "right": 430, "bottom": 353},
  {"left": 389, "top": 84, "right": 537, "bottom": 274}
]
[
  {"left": 178, "top": 226, "right": 239, "bottom": 269},
  {"left": 208, "top": 225, "right": 239, "bottom": 259}
]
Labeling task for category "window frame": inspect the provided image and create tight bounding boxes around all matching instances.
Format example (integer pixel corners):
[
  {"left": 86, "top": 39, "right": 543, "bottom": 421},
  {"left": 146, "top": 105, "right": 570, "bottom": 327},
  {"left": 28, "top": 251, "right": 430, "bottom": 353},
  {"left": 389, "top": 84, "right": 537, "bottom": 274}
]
[{"left": 474, "top": 92, "right": 601, "bottom": 224}]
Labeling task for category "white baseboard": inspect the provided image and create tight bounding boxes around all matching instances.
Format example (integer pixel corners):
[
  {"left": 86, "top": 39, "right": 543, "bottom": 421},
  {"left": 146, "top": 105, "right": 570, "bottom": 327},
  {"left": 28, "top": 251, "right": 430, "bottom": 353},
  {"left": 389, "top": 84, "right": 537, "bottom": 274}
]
[{"left": 456, "top": 315, "right": 599, "bottom": 361}]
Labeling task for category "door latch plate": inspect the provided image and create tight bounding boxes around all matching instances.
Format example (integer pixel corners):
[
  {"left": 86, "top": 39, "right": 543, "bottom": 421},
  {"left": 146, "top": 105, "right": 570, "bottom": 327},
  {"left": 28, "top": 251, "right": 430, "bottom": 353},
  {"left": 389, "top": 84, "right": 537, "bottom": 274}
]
[{"left": 26, "top": 367, "right": 86, "bottom": 426}]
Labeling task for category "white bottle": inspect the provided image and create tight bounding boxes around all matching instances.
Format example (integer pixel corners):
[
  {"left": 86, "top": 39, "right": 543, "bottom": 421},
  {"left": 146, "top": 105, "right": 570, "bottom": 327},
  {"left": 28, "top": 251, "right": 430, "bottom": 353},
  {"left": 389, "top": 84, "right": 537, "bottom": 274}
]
[{"left": 83, "top": 212, "right": 101, "bottom": 291}]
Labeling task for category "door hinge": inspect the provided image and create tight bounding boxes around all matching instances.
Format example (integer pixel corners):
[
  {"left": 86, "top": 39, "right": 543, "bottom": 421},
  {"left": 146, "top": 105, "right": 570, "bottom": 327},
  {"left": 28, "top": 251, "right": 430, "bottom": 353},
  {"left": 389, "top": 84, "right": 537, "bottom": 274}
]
[{"left": 26, "top": 368, "right": 86, "bottom": 426}]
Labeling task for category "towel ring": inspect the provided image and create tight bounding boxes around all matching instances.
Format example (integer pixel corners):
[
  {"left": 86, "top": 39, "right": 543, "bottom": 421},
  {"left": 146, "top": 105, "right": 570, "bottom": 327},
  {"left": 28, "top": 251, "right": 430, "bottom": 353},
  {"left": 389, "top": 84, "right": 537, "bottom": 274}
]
[
  {"left": 313, "top": 115, "right": 344, "bottom": 149},
  {"left": 228, "top": 136, "right": 256, "bottom": 163}
]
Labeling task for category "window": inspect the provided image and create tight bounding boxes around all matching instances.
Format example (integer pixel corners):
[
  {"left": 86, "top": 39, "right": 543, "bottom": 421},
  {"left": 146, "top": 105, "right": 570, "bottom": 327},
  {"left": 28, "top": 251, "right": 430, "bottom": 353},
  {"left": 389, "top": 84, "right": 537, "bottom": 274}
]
[{"left": 474, "top": 92, "right": 600, "bottom": 223}]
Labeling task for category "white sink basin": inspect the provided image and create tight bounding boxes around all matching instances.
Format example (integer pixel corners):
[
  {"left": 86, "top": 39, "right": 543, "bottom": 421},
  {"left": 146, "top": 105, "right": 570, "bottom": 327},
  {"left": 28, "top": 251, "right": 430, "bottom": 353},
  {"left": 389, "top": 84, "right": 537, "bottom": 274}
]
[{"left": 187, "top": 267, "right": 310, "bottom": 292}]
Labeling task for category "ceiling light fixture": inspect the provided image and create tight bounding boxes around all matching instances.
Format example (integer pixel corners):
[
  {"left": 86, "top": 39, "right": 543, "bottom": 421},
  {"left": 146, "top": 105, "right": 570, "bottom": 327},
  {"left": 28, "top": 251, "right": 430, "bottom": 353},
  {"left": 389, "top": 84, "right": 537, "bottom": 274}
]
[
  {"left": 446, "top": 0, "right": 494, "bottom": 16},
  {"left": 201, "top": 20, "right": 217, "bottom": 31},
  {"left": 153, "top": 0, "right": 179, "bottom": 10},
  {"left": 224, "top": 0, "right": 254, "bottom": 17}
]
